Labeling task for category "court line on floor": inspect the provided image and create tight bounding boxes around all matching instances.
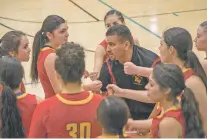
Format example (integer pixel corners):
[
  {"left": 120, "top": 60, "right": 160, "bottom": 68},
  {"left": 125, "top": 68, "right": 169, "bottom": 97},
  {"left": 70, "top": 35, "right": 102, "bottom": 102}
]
[
  {"left": 98, "top": 0, "right": 161, "bottom": 39},
  {"left": 0, "top": 22, "right": 95, "bottom": 53},
  {"left": 172, "top": 13, "right": 179, "bottom": 16},
  {"left": 0, "top": 16, "right": 98, "bottom": 24},
  {"left": 131, "top": 8, "right": 207, "bottom": 18},
  {"left": 68, "top": 0, "right": 100, "bottom": 21},
  {"left": 0, "top": 23, "right": 34, "bottom": 37},
  {"left": 0, "top": 8, "right": 207, "bottom": 24}
]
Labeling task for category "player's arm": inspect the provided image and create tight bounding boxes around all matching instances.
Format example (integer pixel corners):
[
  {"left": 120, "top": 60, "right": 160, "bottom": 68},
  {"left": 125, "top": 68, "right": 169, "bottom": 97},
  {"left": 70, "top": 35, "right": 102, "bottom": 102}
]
[
  {"left": 118, "top": 89, "right": 154, "bottom": 103},
  {"left": 44, "top": 53, "right": 61, "bottom": 94},
  {"left": 159, "top": 117, "right": 181, "bottom": 138},
  {"left": 127, "top": 118, "right": 152, "bottom": 130},
  {"left": 82, "top": 79, "right": 103, "bottom": 92},
  {"left": 107, "top": 84, "right": 154, "bottom": 103},
  {"left": 28, "top": 103, "right": 48, "bottom": 137},
  {"left": 92, "top": 45, "right": 106, "bottom": 80}
]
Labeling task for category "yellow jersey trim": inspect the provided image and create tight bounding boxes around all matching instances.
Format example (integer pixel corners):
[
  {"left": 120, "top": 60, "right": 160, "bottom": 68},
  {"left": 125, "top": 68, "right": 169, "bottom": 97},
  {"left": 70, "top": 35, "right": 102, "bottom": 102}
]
[
  {"left": 182, "top": 68, "right": 191, "bottom": 73},
  {"left": 41, "top": 47, "right": 55, "bottom": 52},
  {"left": 156, "top": 105, "right": 181, "bottom": 119},
  {"left": 16, "top": 93, "right": 27, "bottom": 99},
  {"left": 56, "top": 92, "right": 93, "bottom": 105}
]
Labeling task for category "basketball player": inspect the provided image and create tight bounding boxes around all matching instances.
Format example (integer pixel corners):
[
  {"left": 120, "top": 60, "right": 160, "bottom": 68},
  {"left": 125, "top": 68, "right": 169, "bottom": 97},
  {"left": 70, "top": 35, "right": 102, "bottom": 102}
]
[
  {"left": 194, "top": 21, "right": 207, "bottom": 75},
  {"left": 0, "top": 56, "right": 41, "bottom": 137},
  {"left": 91, "top": 10, "right": 140, "bottom": 81},
  {"left": 108, "top": 27, "right": 207, "bottom": 134},
  {"left": 127, "top": 64, "right": 205, "bottom": 138},
  {"left": 30, "top": 15, "right": 102, "bottom": 99},
  {"left": 29, "top": 43, "right": 103, "bottom": 138},
  {"left": 0, "top": 31, "right": 31, "bottom": 93},
  {"left": 97, "top": 96, "right": 130, "bottom": 138}
]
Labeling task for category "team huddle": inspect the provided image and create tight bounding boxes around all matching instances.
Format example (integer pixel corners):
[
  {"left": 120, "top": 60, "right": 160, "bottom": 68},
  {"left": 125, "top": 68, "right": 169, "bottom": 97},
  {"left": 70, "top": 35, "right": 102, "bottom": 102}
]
[{"left": 0, "top": 9, "right": 207, "bottom": 138}]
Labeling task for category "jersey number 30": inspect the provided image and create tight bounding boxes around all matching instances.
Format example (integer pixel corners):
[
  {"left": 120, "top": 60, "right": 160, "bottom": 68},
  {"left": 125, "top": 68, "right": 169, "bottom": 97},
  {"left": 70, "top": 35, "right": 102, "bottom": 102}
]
[{"left": 66, "top": 122, "right": 91, "bottom": 138}]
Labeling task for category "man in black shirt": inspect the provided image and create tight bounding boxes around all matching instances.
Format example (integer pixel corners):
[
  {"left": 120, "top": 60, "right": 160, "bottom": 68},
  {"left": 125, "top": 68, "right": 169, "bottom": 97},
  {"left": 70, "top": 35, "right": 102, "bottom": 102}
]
[{"left": 99, "top": 25, "right": 160, "bottom": 120}]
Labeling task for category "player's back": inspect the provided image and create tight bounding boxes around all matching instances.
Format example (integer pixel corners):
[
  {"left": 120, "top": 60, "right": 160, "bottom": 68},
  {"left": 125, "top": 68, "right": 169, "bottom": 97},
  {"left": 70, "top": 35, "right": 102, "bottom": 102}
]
[
  {"left": 16, "top": 92, "right": 37, "bottom": 137},
  {"left": 29, "top": 91, "right": 103, "bottom": 138}
]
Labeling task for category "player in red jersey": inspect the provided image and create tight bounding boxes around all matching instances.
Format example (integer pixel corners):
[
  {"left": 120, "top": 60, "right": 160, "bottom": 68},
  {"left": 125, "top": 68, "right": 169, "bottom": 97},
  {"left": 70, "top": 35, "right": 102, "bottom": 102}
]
[
  {"left": 0, "top": 31, "right": 31, "bottom": 93},
  {"left": 91, "top": 10, "right": 140, "bottom": 81},
  {"left": 194, "top": 21, "right": 207, "bottom": 75},
  {"left": 0, "top": 56, "right": 41, "bottom": 137},
  {"left": 31, "top": 15, "right": 102, "bottom": 99},
  {"left": 107, "top": 27, "right": 207, "bottom": 134},
  {"left": 30, "top": 15, "right": 68, "bottom": 98},
  {"left": 29, "top": 43, "right": 103, "bottom": 138},
  {"left": 97, "top": 96, "right": 130, "bottom": 138},
  {"left": 127, "top": 64, "right": 205, "bottom": 138}
]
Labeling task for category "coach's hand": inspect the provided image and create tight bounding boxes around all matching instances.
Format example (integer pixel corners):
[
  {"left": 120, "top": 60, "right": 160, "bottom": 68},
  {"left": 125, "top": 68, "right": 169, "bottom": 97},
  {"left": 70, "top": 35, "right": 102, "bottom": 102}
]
[
  {"left": 89, "top": 72, "right": 99, "bottom": 81},
  {"left": 84, "top": 80, "right": 102, "bottom": 92},
  {"left": 124, "top": 62, "right": 138, "bottom": 75},
  {"left": 106, "top": 84, "right": 123, "bottom": 96}
]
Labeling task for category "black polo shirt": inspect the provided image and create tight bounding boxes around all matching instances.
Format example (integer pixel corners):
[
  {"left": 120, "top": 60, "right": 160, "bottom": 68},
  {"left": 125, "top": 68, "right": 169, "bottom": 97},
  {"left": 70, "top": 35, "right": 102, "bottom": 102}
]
[{"left": 99, "top": 45, "right": 160, "bottom": 120}]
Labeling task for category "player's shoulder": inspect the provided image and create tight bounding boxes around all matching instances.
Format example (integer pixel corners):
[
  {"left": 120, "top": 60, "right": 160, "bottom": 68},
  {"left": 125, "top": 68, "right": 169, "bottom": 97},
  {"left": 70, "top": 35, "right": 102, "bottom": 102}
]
[
  {"left": 26, "top": 93, "right": 38, "bottom": 102},
  {"left": 92, "top": 93, "right": 103, "bottom": 100},
  {"left": 89, "top": 92, "right": 103, "bottom": 103},
  {"left": 37, "top": 95, "right": 58, "bottom": 109}
]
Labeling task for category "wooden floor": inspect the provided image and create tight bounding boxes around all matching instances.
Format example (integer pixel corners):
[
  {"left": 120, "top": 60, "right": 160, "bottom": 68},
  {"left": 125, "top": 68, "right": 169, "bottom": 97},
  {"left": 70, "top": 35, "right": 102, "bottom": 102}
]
[{"left": 0, "top": 0, "right": 207, "bottom": 98}]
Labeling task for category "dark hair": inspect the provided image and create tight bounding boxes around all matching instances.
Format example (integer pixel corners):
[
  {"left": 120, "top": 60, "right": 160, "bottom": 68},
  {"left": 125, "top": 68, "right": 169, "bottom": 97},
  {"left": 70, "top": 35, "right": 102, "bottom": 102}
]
[
  {"left": 97, "top": 96, "right": 130, "bottom": 138},
  {"left": 152, "top": 64, "right": 205, "bottom": 138},
  {"left": 106, "top": 24, "right": 133, "bottom": 45},
  {"left": 199, "top": 21, "right": 207, "bottom": 29},
  {"left": 104, "top": 10, "right": 125, "bottom": 23},
  {"left": 30, "top": 15, "right": 66, "bottom": 83},
  {"left": 55, "top": 42, "right": 85, "bottom": 83},
  {"left": 0, "top": 31, "right": 26, "bottom": 58},
  {"left": 0, "top": 56, "right": 25, "bottom": 137},
  {"left": 163, "top": 27, "right": 207, "bottom": 93}
]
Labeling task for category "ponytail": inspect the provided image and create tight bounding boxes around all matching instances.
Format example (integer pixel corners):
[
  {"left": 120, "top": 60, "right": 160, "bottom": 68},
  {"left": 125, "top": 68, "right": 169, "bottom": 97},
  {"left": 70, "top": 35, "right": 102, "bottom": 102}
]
[
  {"left": 1, "top": 85, "right": 24, "bottom": 138},
  {"left": 30, "top": 15, "right": 66, "bottom": 83},
  {"left": 186, "top": 50, "right": 207, "bottom": 92},
  {"left": 30, "top": 30, "right": 45, "bottom": 83},
  {"left": 118, "top": 129, "right": 124, "bottom": 138},
  {"left": 181, "top": 87, "right": 205, "bottom": 138}
]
